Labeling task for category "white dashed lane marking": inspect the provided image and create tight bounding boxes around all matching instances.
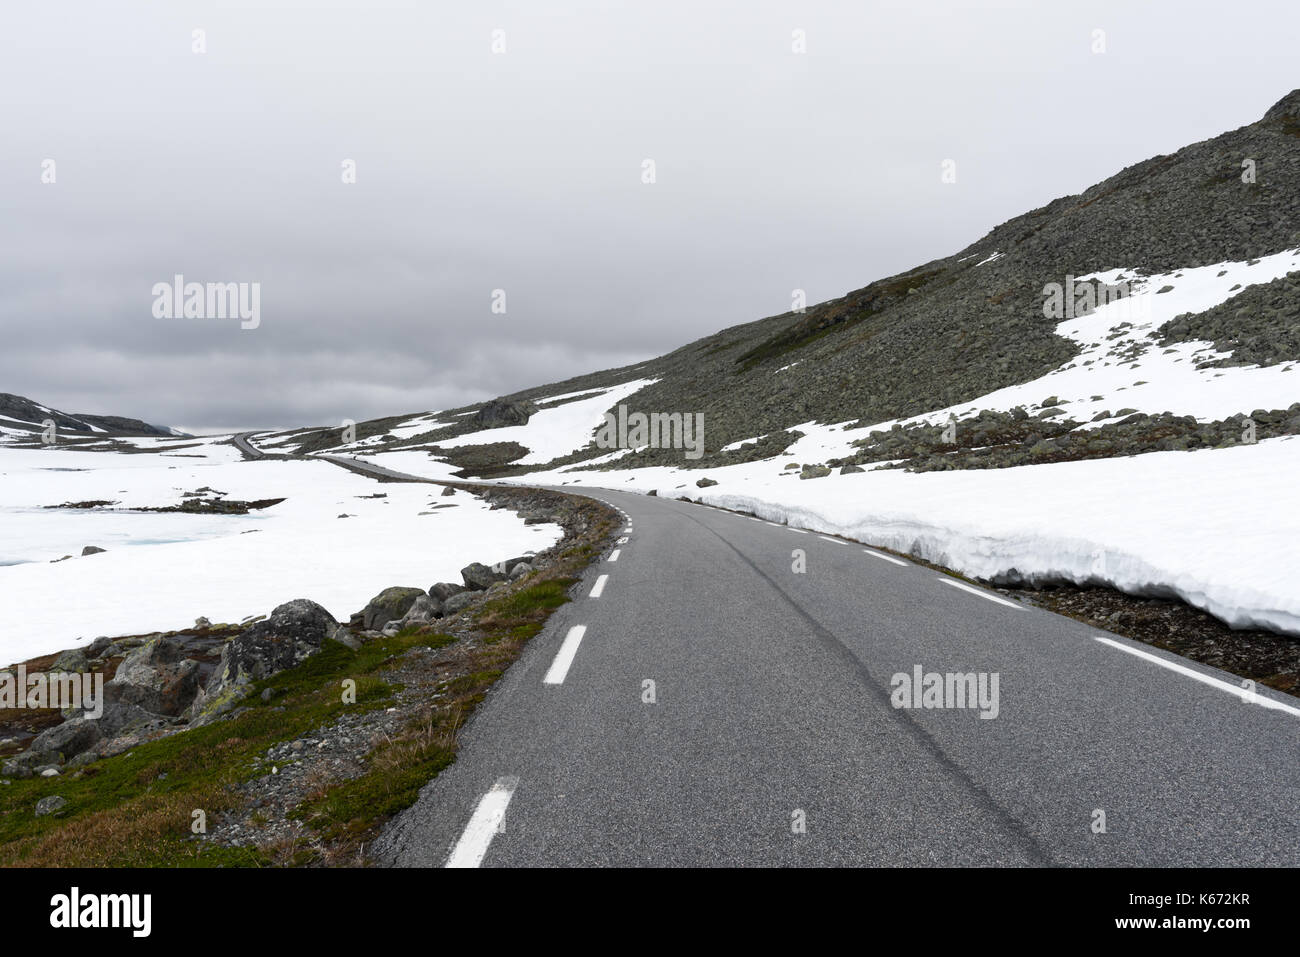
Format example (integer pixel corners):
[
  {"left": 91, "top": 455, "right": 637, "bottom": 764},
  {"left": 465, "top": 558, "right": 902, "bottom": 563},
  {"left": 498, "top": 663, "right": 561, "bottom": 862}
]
[
  {"left": 608, "top": 549, "right": 620, "bottom": 562},
  {"left": 818, "top": 535, "right": 849, "bottom": 546},
  {"left": 590, "top": 574, "right": 610, "bottom": 598},
  {"left": 446, "top": 777, "right": 518, "bottom": 868},
  {"left": 543, "top": 625, "right": 588, "bottom": 685}
]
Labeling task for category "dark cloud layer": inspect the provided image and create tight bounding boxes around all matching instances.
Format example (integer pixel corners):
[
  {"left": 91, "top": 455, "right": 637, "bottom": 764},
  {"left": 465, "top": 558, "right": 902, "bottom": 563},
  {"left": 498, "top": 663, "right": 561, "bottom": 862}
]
[{"left": 1, "top": 1, "right": 1295, "bottom": 432}]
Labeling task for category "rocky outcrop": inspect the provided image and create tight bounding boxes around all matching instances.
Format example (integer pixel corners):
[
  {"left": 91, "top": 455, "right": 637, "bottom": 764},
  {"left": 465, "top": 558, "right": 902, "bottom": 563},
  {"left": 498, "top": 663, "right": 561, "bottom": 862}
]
[
  {"left": 360, "top": 587, "right": 425, "bottom": 631},
  {"left": 441, "top": 591, "right": 478, "bottom": 615},
  {"left": 460, "top": 562, "right": 506, "bottom": 590},
  {"left": 399, "top": 594, "right": 442, "bottom": 626},
  {"left": 472, "top": 399, "right": 537, "bottom": 429},
  {"left": 105, "top": 636, "right": 201, "bottom": 716},
  {"left": 192, "top": 599, "right": 339, "bottom": 721},
  {"left": 429, "top": 582, "right": 466, "bottom": 602}
]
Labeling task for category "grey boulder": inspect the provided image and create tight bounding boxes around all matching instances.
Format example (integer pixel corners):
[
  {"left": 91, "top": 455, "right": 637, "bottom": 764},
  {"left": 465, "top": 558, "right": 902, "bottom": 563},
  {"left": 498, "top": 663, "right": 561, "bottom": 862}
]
[
  {"left": 360, "top": 587, "right": 426, "bottom": 631},
  {"left": 35, "top": 795, "right": 67, "bottom": 816},
  {"left": 461, "top": 562, "right": 505, "bottom": 590},
  {"left": 197, "top": 599, "right": 339, "bottom": 717},
  {"left": 442, "top": 591, "right": 478, "bottom": 616},
  {"left": 402, "top": 594, "right": 443, "bottom": 624},
  {"left": 105, "top": 636, "right": 201, "bottom": 717},
  {"left": 429, "top": 582, "right": 466, "bottom": 602}
]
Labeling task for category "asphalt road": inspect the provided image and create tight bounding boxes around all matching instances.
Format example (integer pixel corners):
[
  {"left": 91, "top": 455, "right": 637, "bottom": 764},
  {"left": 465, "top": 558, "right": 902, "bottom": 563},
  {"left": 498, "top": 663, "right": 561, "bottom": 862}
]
[
  {"left": 372, "top": 486, "right": 1300, "bottom": 867},
  {"left": 232, "top": 432, "right": 437, "bottom": 484}
]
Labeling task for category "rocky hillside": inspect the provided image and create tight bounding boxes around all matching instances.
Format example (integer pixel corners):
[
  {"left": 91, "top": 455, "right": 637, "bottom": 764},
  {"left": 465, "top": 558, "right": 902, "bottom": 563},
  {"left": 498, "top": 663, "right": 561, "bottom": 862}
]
[
  {"left": 274, "top": 90, "right": 1300, "bottom": 475},
  {"left": 0, "top": 393, "right": 180, "bottom": 439}
]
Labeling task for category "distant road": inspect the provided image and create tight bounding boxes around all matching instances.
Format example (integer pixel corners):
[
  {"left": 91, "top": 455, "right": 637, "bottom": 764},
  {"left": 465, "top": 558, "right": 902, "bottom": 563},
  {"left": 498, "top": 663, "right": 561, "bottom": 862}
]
[
  {"left": 373, "top": 486, "right": 1300, "bottom": 867},
  {"left": 231, "top": 431, "right": 267, "bottom": 459},
  {"left": 232, "top": 432, "right": 435, "bottom": 483},
  {"left": 317, "top": 454, "right": 440, "bottom": 483}
]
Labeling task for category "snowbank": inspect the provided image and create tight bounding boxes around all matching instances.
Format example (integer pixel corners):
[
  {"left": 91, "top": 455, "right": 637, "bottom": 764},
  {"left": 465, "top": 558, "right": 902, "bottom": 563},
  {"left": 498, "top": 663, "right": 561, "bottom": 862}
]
[{"left": 502, "top": 436, "right": 1300, "bottom": 636}]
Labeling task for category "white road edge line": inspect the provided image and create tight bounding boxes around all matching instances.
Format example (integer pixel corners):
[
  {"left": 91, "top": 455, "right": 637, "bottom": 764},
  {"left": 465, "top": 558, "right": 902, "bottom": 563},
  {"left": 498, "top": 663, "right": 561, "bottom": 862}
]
[
  {"left": 818, "top": 535, "right": 848, "bottom": 546},
  {"left": 445, "top": 776, "right": 518, "bottom": 867},
  {"left": 788, "top": 528, "right": 807, "bottom": 534},
  {"left": 1094, "top": 636, "right": 1300, "bottom": 718},
  {"left": 863, "top": 548, "right": 908, "bottom": 567},
  {"left": 608, "top": 549, "right": 620, "bottom": 562},
  {"left": 938, "top": 578, "right": 1022, "bottom": 609},
  {"left": 543, "top": 625, "right": 588, "bottom": 685},
  {"left": 590, "top": 574, "right": 610, "bottom": 598}
]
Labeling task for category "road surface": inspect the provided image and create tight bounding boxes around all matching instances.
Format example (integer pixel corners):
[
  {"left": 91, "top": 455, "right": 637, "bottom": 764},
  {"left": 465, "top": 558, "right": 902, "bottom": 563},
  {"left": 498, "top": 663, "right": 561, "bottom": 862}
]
[{"left": 372, "top": 486, "right": 1300, "bottom": 867}]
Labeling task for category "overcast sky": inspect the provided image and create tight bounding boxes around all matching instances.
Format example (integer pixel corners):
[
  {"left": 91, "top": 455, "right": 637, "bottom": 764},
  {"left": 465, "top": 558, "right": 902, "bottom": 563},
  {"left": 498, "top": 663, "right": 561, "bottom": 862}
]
[{"left": 1, "top": 1, "right": 1296, "bottom": 433}]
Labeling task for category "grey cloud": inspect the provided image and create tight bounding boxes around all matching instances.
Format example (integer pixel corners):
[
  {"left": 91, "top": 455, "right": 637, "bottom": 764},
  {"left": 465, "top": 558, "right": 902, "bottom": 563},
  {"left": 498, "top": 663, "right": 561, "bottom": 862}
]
[{"left": 1, "top": 1, "right": 1295, "bottom": 430}]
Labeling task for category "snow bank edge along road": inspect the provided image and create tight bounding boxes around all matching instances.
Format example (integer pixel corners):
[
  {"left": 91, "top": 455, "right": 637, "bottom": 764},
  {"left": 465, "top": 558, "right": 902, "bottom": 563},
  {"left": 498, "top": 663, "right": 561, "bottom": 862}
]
[{"left": 516, "top": 436, "right": 1300, "bottom": 637}]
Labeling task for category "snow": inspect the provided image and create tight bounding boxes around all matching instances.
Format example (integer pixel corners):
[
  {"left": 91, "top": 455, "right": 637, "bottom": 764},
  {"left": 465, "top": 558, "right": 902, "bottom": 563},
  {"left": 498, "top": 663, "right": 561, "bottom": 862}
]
[
  {"left": 423, "top": 379, "right": 657, "bottom": 465},
  {"left": 387, "top": 250, "right": 1300, "bottom": 636},
  {"left": 498, "top": 436, "right": 1300, "bottom": 635},
  {"left": 720, "top": 435, "right": 766, "bottom": 452},
  {"left": 0, "top": 442, "right": 560, "bottom": 664}
]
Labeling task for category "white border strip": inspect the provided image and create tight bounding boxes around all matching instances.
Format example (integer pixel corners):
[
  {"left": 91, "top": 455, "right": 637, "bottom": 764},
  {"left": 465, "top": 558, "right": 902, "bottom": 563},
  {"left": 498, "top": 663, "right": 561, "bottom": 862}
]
[
  {"left": 938, "top": 578, "right": 1022, "bottom": 609},
  {"left": 1095, "top": 636, "right": 1300, "bottom": 718},
  {"left": 863, "top": 548, "right": 908, "bottom": 567}
]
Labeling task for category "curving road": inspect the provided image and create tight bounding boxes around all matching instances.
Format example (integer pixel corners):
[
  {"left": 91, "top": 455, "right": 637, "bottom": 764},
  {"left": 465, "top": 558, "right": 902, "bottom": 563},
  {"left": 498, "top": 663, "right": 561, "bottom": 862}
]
[{"left": 373, "top": 486, "right": 1300, "bottom": 867}]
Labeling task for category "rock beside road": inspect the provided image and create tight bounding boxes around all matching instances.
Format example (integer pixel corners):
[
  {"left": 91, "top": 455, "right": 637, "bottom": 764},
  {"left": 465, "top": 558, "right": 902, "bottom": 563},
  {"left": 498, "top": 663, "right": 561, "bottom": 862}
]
[
  {"left": 193, "top": 599, "right": 339, "bottom": 722},
  {"left": 359, "top": 587, "right": 426, "bottom": 631},
  {"left": 106, "top": 636, "right": 201, "bottom": 716},
  {"left": 429, "top": 582, "right": 466, "bottom": 602},
  {"left": 461, "top": 562, "right": 506, "bottom": 590}
]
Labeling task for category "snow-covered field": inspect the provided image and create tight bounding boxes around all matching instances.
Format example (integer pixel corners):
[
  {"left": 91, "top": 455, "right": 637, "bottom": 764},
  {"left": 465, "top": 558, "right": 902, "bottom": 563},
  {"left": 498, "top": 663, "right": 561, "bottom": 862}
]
[
  {"left": 338, "top": 251, "right": 1300, "bottom": 636},
  {"left": 0, "top": 440, "right": 560, "bottom": 664}
]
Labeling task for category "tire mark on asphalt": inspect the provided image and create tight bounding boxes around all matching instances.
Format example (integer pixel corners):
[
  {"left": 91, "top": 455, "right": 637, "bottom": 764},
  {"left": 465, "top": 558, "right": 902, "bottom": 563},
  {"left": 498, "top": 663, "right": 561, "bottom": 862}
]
[{"left": 671, "top": 504, "right": 1055, "bottom": 866}]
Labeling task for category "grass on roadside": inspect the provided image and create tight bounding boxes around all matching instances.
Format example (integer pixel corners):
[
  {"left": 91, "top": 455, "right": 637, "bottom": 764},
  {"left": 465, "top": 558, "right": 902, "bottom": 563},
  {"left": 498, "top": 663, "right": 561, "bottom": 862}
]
[{"left": 0, "top": 630, "right": 448, "bottom": 866}]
